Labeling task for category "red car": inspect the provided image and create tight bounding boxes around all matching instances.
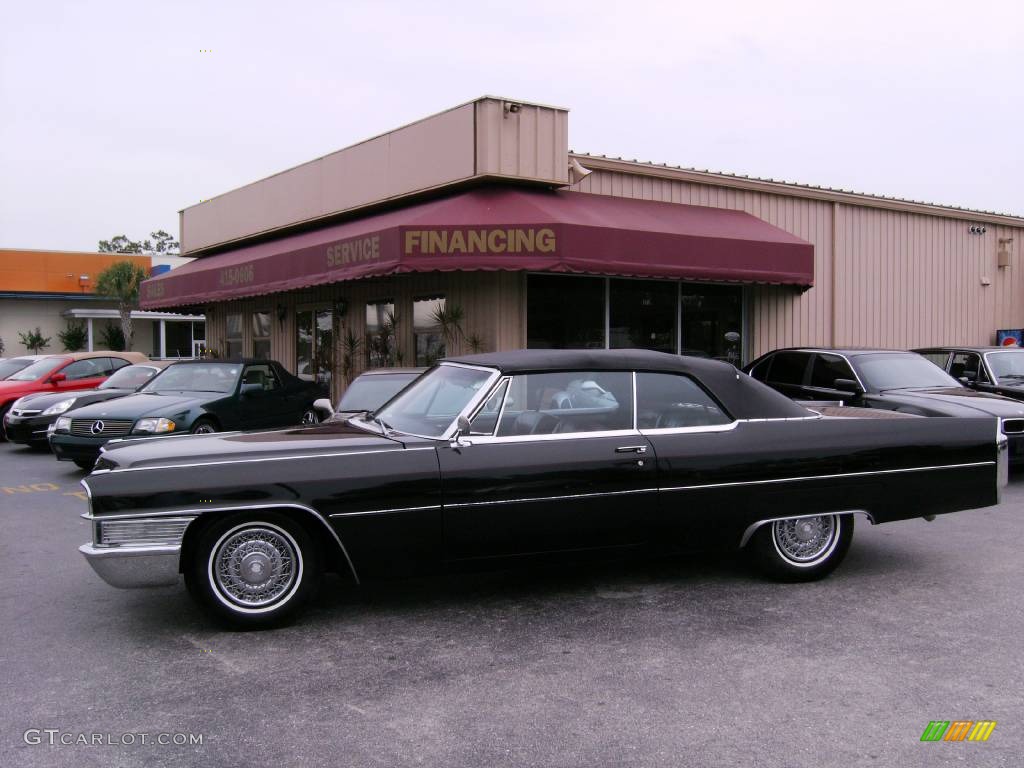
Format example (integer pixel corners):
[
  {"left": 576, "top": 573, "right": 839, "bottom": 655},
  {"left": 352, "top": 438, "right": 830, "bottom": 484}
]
[{"left": 0, "top": 351, "right": 149, "bottom": 440}]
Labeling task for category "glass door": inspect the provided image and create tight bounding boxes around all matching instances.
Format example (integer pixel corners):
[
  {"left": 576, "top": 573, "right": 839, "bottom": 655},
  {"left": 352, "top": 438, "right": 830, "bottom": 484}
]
[
  {"left": 680, "top": 285, "right": 743, "bottom": 365},
  {"left": 296, "top": 307, "right": 334, "bottom": 390}
]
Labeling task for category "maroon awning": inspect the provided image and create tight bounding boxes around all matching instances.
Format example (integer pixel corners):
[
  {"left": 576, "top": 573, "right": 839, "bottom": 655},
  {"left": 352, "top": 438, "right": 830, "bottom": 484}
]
[{"left": 141, "top": 187, "right": 813, "bottom": 308}]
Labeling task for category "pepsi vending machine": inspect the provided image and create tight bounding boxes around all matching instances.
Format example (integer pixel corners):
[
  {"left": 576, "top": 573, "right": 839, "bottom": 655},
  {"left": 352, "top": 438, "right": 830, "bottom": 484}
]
[{"left": 996, "top": 329, "right": 1023, "bottom": 347}]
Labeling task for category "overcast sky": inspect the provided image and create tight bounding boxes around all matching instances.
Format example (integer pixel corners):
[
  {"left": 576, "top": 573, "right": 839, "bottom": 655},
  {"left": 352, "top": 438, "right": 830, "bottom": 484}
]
[{"left": 2, "top": 0, "right": 1021, "bottom": 252}]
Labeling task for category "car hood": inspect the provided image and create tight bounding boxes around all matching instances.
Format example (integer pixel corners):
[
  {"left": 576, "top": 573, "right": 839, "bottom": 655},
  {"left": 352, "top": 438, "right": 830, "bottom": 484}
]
[
  {"left": 13, "top": 387, "right": 130, "bottom": 410},
  {"left": 97, "top": 421, "right": 409, "bottom": 470},
  {"left": 68, "top": 392, "right": 213, "bottom": 420},
  {"left": 876, "top": 387, "right": 1024, "bottom": 417},
  {"left": 991, "top": 381, "right": 1024, "bottom": 399}
]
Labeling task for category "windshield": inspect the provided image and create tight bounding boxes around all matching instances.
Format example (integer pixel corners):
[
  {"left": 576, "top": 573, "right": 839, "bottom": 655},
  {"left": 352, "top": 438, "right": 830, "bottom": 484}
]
[
  {"left": 854, "top": 353, "right": 960, "bottom": 391},
  {"left": 7, "top": 358, "right": 65, "bottom": 381},
  {"left": 371, "top": 364, "right": 494, "bottom": 438},
  {"left": 337, "top": 372, "right": 420, "bottom": 412},
  {"left": 0, "top": 358, "right": 35, "bottom": 380},
  {"left": 140, "top": 363, "right": 241, "bottom": 394},
  {"left": 987, "top": 350, "right": 1024, "bottom": 381},
  {"left": 99, "top": 365, "right": 160, "bottom": 390}
]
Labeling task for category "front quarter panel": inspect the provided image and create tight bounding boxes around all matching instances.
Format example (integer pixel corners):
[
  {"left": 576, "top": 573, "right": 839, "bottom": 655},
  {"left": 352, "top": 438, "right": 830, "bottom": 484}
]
[{"left": 84, "top": 442, "right": 443, "bottom": 580}]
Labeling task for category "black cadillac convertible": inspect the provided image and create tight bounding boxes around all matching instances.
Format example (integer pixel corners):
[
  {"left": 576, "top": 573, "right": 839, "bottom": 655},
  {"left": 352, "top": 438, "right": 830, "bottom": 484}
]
[{"left": 79, "top": 350, "right": 1008, "bottom": 629}]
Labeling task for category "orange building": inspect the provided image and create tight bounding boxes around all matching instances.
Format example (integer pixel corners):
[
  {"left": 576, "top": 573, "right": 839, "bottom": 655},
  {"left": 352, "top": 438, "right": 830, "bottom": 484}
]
[{"left": 0, "top": 249, "right": 203, "bottom": 358}]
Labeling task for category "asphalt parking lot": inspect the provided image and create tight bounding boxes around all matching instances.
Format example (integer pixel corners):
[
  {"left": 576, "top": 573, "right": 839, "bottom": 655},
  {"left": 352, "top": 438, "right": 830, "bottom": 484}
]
[{"left": 1, "top": 441, "right": 1021, "bottom": 768}]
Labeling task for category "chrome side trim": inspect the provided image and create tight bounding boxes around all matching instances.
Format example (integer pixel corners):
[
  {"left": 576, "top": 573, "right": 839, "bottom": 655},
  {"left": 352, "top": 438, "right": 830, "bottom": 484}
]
[
  {"left": 639, "top": 421, "right": 738, "bottom": 436},
  {"left": 467, "top": 428, "right": 642, "bottom": 445},
  {"left": 661, "top": 461, "right": 995, "bottom": 493},
  {"left": 329, "top": 504, "right": 441, "bottom": 518},
  {"left": 739, "top": 511, "right": 874, "bottom": 548},
  {"left": 101, "top": 446, "right": 434, "bottom": 474},
  {"left": 85, "top": 502, "right": 359, "bottom": 584},
  {"left": 445, "top": 487, "right": 657, "bottom": 509}
]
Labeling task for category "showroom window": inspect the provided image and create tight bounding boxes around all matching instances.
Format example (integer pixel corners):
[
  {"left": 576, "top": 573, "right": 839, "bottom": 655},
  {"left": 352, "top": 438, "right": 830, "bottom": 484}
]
[
  {"left": 609, "top": 279, "right": 677, "bottom": 353},
  {"left": 366, "top": 300, "right": 396, "bottom": 367},
  {"left": 413, "top": 295, "right": 446, "bottom": 366},
  {"left": 527, "top": 275, "right": 605, "bottom": 349},
  {"left": 251, "top": 311, "right": 272, "bottom": 359},
  {"left": 225, "top": 312, "right": 243, "bottom": 358},
  {"left": 296, "top": 308, "right": 333, "bottom": 387}
]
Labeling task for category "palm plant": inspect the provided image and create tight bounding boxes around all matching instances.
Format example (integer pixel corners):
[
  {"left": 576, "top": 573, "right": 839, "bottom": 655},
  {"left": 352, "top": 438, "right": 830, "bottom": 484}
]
[{"left": 95, "top": 260, "right": 149, "bottom": 351}]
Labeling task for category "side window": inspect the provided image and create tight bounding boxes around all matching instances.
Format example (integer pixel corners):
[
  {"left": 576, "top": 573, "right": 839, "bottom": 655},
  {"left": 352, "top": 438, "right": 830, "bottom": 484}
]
[
  {"left": 109, "top": 357, "right": 131, "bottom": 372},
  {"left": 240, "top": 364, "right": 279, "bottom": 392},
  {"left": 950, "top": 352, "right": 983, "bottom": 382},
  {"left": 748, "top": 357, "right": 772, "bottom": 382},
  {"left": 496, "top": 371, "right": 633, "bottom": 436},
  {"left": 809, "top": 354, "right": 856, "bottom": 389},
  {"left": 918, "top": 352, "right": 951, "bottom": 370},
  {"left": 636, "top": 372, "right": 731, "bottom": 429},
  {"left": 62, "top": 359, "right": 104, "bottom": 381},
  {"left": 765, "top": 352, "right": 810, "bottom": 386}
]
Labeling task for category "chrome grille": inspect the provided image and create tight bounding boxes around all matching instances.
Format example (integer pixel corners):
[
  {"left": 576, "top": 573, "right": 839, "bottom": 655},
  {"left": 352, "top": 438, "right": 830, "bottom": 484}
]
[
  {"left": 96, "top": 517, "right": 194, "bottom": 547},
  {"left": 1002, "top": 419, "right": 1024, "bottom": 435},
  {"left": 69, "top": 418, "right": 134, "bottom": 437}
]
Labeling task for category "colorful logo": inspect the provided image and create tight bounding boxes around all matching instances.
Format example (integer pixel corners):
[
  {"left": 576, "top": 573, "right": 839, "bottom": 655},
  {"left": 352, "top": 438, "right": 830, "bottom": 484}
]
[{"left": 920, "top": 720, "right": 997, "bottom": 742}]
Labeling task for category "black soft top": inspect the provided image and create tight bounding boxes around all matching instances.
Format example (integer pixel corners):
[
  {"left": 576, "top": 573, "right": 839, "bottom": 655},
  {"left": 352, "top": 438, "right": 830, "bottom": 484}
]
[{"left": 446, "top": 349, "right": 811, "bottom": 420}]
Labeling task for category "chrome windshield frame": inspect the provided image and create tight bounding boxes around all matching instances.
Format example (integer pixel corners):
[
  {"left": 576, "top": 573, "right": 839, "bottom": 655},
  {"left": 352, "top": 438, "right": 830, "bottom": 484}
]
[{"left": 350, "top": 362, "right": 501, "bottom": 442}]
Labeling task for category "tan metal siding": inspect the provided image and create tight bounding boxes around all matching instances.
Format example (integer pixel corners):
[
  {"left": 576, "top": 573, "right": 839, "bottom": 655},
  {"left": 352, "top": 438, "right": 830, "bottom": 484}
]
[{"left": 573, "top": 169, "right": 1024, "bottom": 356}]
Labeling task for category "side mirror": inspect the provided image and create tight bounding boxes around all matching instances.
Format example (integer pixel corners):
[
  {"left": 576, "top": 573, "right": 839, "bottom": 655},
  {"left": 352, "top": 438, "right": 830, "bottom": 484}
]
[
  {"left": 451, "top": 415, "right": 472, "bottom": 447},
  {"left": 313, "top": 398, "right": 334, "bottom": 418},
  {"left": 833, "top": 378, "right": 864, "bottom": 396},
  {"left": 240, "top": 382, "right": 262, "bottom": 397},
  {"left": 963, "top": 370, "right": 979, "bottom": 383},
  {"left": 49, "top": 372, "right": 67, "bottom": 384}
]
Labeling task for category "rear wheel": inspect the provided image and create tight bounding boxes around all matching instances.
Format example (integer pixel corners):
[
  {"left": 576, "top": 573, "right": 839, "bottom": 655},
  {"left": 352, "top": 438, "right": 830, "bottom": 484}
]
[
  {"left": 748, "top": 513, "right": 853, "bottom": 581},
  {"left": 300, "top": 408, "right": 319, "bottom": 425},
  {"left": 74, "top": 458, "right": 95, "bottom": 471},
  {"left": 184, "top": 512, "right": 320, "bottom": 629}
]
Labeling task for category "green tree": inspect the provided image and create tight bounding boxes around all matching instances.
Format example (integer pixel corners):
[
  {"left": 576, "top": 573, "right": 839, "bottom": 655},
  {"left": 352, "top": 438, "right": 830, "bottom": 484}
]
[
  {"left": 98, "top": 235, "right": 144, "bottom": 254},
  {"left": 95, "top": 260, "right": 149, "bottom": 351},
  {"left": 98, "top": 230, "right": 179, "bottom": 255},
  {"left": 19, "top": 327, "right": 51, "bottom": 353},
  {"left": 58, "top": 321, "right": 88, "bottom": 352}
]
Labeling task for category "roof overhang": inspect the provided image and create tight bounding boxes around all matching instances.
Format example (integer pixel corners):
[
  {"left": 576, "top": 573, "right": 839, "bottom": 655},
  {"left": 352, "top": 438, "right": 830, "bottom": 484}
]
[
  {"left": 62, "top": 308, "right": 205, "bottom": 321},
  {"left": 142, "top": 187, "right": 813, "bottom": 309}
]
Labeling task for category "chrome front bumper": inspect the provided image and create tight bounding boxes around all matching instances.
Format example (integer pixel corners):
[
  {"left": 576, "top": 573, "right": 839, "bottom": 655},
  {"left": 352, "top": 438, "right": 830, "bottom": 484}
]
[{"left": 79, "top": 543, "right": 181, "bottom": 588}]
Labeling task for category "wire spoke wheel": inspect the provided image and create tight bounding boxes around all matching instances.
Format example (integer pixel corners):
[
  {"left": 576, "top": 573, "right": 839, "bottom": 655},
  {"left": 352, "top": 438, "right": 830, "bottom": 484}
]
[
  {"left": 210, "top": 524, "right": 302, "bottom": 610},
  {"left": 301, "top": 409, "right": 319, "bottom": 425},
  {"left": 749, "top": 512, "right": 853, "bottom": 581},
  {"left": 772, "top": 515, "right": 839, "bottom": 564}
]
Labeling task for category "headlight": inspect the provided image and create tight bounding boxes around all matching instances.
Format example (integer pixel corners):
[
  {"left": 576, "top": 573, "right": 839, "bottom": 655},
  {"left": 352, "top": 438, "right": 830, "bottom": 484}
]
[
  {"left": 42, "top": 398, "right": 76, "bottom": 416},
  {"left": 133, "top": 417, "right": 176, "bottom": 434},
  {"left": 55, "top": 416, "right": 72, "bottom": 433}
]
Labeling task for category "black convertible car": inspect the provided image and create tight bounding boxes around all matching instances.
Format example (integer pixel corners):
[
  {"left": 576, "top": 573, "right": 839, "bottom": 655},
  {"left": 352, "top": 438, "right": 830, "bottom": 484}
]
[
  {"left": 51, "top": 359, "right": 323, "bottom": 468},
  {"left": 914, "top": 346, "right": 1024, "bottom": 401},
  {"left": 744, "top": 348, "right": 1024, "bottom": 463},
  {"left": 78, "top": 349, "right": 1006, "bottom": 629}
]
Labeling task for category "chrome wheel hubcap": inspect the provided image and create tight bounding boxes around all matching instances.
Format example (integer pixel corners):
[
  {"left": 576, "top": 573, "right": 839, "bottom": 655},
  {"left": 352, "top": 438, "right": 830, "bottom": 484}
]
[
  {"left": 193, "top": 424, "right": 215, "bottom": 434},
  {"left": 301, "top": 410, "right": 318, "bottom": 425},
  {"left": 213, "top": 526, "right": 298, "bottom": 608},
  {"left": 772, "top": 515, "right": 838, "bottom": 563}
]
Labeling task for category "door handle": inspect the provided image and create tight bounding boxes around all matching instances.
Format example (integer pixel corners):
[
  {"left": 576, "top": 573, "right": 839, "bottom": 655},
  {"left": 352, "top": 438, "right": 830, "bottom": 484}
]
[{"left": 615, "top": 445, "right": 647, "bottom": 454}]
